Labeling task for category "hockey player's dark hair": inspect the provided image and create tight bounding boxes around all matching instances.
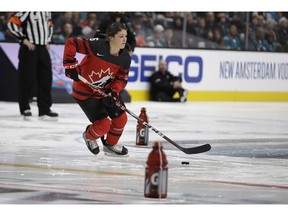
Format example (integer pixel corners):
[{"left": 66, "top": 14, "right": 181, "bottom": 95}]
[{"left": 106, "top": 22, "right": 127, "bottom": 40}]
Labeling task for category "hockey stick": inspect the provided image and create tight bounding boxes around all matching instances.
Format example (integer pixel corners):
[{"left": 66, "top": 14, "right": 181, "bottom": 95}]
[{"left": 78, "top": 75, "right": 211, "bottom": 154}]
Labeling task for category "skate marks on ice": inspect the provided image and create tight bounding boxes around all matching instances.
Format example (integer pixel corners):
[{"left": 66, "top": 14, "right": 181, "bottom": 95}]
[
  {"left": 0, "top": 102, "right": 288, "bottom": 204},
  {"left": 2, "top": 151, "right": 287, "bottom": 204}
]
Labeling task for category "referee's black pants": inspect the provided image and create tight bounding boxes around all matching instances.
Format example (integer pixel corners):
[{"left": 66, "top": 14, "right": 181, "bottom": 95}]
[{"left": 17, "top": 45, "right": 52, "bottom": 116}]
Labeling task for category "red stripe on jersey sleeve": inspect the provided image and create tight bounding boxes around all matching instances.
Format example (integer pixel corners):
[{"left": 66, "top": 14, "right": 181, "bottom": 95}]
[{"left": 63, "top": 37, "right": 91, "bottom": 61}]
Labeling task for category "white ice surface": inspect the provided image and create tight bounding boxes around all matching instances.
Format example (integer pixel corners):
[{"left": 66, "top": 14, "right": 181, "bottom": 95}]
[{"left": 0, "top": 101, "right": 288, "bottom": 214}]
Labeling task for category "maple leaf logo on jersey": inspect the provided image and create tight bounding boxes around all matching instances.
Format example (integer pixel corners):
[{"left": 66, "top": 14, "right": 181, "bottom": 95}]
[{"left": 89, "top": 68, "right": 113, "bottom": 88}]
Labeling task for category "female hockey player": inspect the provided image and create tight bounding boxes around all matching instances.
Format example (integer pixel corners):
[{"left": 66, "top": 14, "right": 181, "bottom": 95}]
[{"left": 63, "top": 22, "right": 131, "bottom": 156}]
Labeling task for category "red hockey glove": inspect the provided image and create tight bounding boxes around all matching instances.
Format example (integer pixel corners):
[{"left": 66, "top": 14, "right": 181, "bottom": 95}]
[{"left": 63, "top": 58, "right": 80, "bottom": 81}]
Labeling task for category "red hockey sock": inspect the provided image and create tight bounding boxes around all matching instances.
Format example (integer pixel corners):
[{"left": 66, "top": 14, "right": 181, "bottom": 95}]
[
  {"left": 106, "top": 112, "right": 128, "bottom": 145},
  {"left": 86, "top": 118, "right": 110, "bottom": 140}
]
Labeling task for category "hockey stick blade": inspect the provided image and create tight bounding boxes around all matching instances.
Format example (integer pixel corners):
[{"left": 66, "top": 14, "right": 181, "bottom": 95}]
[
  {"left": 78, "top": 75, "right": 211, "bottom": 154},
  {"left": 176, "top": 142, "right": 211, "bottom": 154}
]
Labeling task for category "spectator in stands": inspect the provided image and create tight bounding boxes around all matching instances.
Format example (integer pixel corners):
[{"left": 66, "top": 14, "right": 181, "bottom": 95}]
[
  {"left": 0, "top": 31, "right": 4, "bottom": 41},
  {"left": 194, "top": 16, "right": 210, "bottom": 48},
  {"left": 186, "top": 12, "right": 197, "bottom": 35},
  {"left": 0, "top": 12, "right": 15, "bottom": 42},
  {"left": 53, "top": 12, "right": 73, "bottom": 35},
  {"left": 205, "top": 12, "right": 218, "bottom": 33},
  {"left": 146, "top": 24, "right": 165, "bottom": 47},
  {"left": 1, "top": 11, "right": 288, "bottom": 52},
  {"left": 265, "top": 18, "right": 277, "bottom": 41},
  {"left": 245, "top": 27, "right": 257, "bottom": 51},
  {"left": 213, "top": 27, "right": 224, "bottom": 48},
  {"left": 223, "top": 24, "right": 241, "bottom": 50},
  {"left": 266, "top": 30, "right": 278, "bottom": 52},
  {"left": 52, "top": 12, "right": 82, "bottom": 40},
  {"left": 250, "top": 13, "right": 259, "bottom": 39},
  {"left": 186, "top": 35, "right": 197, "bottom": 48},
  {"left": 202, "top": 29, "right": 215, "bottom": 49},
  {"left": 251, "top": 27, "right": 270, "bottom": 51},
  {"left": 216, "top": 12, "right": 230, "bottom": 37},
  {"left": 173, "top": 15, "right": 183, "bottom": 31},
  {"left": 70, "top": 12, "right": 83, "bottom": 36},
  {"left": 257, "top": 15, "right": 266, "bottom": 28},
  {"left": 230, "top": 14, "right": 246, "bottom": 44},
  {"left": 80, "top": 12, "right": 97, "bottom": 28},
  {"left": 149, "top": 60, "right": 187, "bottom": 102},
  {"left": 276, "top": 17, "right": 288, "bottom": 51},
  {"left": 0, "top": 14, "right": 6, "bottom": 41},
  {"left": 81, "top": 12, "right": 98, "bottom": 39},
  {"left": 154, "top": 13, "right": 168, "bottom": 28},
  {"left": 165, "top": 12, "right": 176, "bottom": 21},
  {"left": 52, "top": 22, "right": 74, "bottom": 44},
  {"left": 195, "top": 17, "right": 207, "bottom": 38},
  {"left": 134, "top": 23, "right": 146, "bottom": 47},
  {"left": 162, "top": 27, "right": 181, "bottom": 48},
  {"left": 266, "top": 12, "right": 283, "bottom": 23}
]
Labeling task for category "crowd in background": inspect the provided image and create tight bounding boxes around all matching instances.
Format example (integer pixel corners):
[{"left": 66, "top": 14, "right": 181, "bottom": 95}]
[{"left": 1, "top": 12, "right": 287, "bottom": 52}]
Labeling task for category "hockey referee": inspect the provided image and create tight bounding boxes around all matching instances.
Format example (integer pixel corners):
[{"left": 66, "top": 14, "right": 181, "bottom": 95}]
[{"left": 7, "top": 12, "right": 58, "bottom": 120}]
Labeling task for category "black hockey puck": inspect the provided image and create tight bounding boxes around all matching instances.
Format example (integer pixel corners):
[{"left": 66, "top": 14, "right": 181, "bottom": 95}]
[{"left": 181, "top": 161, "right": 190, "bottom": 165}]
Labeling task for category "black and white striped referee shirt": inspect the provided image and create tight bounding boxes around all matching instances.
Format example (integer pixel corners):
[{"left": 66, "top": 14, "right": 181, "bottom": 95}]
[{"left": 7, "top": 12, "right": 53, "bottom": 45}]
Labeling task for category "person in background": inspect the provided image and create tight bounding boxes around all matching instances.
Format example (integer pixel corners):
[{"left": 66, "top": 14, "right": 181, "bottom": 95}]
[
  {"left": 7, "top": 12, "right": 58, "bottom": 120},
  {"left": 185, "top": 12, "right": 197, "bottom": 35},
  {"left": 134, "top": 23, "right": 146, "bottom": 47},
  {"left": 149, "top": 60, "right": 187, "bottom": 102},
  {"left": 266, "top": 30, "right": 278, "bottom": 52},
  {"left": 52, "top": 22, "right": 75, "bottom": 44},
  {"left": 146, "top": 24, "right": 165, "bottom": 47},
  {"left": 162, "top": 27, "right": 181, "bottom": 48},
  {"left": 276, "top": 17, "right": 288, "bottom": 52},
  {"left": 63, "top": 22, "right": 131, "bottom": 156},
  {"left": 251, "top": 26, "right": 270, "bottom": 51},
  {"left": 81, "top": 12, "right": 99, "bottom": 39},
  {"left": 216, "top": 12, "right": 229, "bottom": 37},
  {"left": 223, "top": 23, "right": 241, "bottom": 50},
  {"left": 0, "top": 13, "right": 7, "bottom": 41},
  {"left": 194, "top": 17, "right": 207, "bottom": 38},
  {"left": 213, "top": 27, "right": 225, "bottom": 48}
]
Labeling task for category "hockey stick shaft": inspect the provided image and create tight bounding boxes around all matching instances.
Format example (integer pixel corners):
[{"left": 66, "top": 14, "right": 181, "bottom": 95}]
[{"left": 78, "top": 75, "right": 211, "bottom": 154}]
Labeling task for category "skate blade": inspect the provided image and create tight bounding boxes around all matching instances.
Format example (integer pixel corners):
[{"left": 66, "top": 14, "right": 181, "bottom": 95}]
[
  {"left": 103, "top": 152, "right": 129, "bottom": 157},
  {"left": 38, "top": 116, "right": 58, "bottom": 121},
  {"left": 23, "top": 116, "right": 32, "bottom": 121}
]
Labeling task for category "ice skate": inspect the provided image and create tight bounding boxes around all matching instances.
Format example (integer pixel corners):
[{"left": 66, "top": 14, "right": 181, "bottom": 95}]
[
  {"left": 180, "top": 90, "right": 188, "bottom": 103},
  {"left": 82, "top": 131, "right": 100, "bottom": 155},
  {"left": 38, "top": 110, "right": 58, "bottom": 121},
  {"left": 22, "top": 109, "right": 32, "bottom": 121},
  {"left": 101, "top": 136, "right": 128, "bottom": 156}
]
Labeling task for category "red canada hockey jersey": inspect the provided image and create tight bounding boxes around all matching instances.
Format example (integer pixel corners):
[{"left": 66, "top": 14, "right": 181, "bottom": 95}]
[{"left": 63, "top": 37, "right": 131, "bottom": 100}]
